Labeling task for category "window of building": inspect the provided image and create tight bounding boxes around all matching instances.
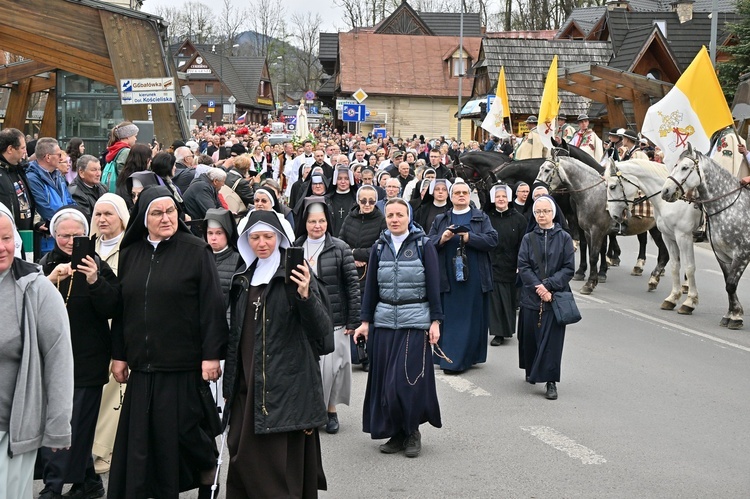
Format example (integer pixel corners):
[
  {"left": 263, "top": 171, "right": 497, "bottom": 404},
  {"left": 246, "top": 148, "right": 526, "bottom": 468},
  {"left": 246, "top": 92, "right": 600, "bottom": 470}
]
[
  {"left": 450, "top": 50, "right": 470, "bottom": 78},
  {"left": 205, "top": 83, "right": 214, "bottom": 93}
]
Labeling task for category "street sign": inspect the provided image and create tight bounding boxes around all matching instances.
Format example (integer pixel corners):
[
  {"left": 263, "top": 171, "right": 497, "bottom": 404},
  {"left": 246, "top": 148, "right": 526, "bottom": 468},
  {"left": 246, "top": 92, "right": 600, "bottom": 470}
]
[
  {"left": 336, "top": 98, "right": 357, "bottom": 111},
  {"left": 208, "top": 108, "right": 215, "bottom": 113},
  {"left": 208, "top": 100, "right": 216, "bottom": 108},
  {"left": 304, "top": 90, "right": 316, "bottom": 101},
  {"left": 352, "top": 88, "right": 368, "bottom": 103},
  {"left": 487, "top": 94, "right": 496, "bottom": 108},
  {"left": 228, "top": 96, "right": 237, "bottom": 104},
  {"left": 342, "top": 104, "right": 366, "bottom": 122},
  {"left": 120, "top": 78, "right": 176, "bottom": 106}
]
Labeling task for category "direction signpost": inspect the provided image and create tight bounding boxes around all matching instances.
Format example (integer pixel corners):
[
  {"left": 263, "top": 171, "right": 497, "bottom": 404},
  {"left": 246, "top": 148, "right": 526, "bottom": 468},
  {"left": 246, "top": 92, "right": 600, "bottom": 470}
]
[{"left": 342, "top": 104, "right": 367, "bottom": 122}]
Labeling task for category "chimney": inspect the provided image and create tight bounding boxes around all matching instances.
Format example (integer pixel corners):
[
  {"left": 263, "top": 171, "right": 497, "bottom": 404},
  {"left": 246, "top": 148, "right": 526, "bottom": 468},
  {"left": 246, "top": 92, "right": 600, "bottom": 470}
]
[
  {"left": 672, "top": 0, "right": 694, "bottom": 23},
  {"left": 606, "top": 0, "right": 630, "bottom": 11}
]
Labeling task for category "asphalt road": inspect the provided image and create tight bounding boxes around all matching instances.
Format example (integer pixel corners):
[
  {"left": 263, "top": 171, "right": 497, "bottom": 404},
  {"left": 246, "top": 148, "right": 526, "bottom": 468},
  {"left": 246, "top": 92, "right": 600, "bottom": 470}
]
[{"left": 34, "top": 237, "right": 750, "bottom": 498}]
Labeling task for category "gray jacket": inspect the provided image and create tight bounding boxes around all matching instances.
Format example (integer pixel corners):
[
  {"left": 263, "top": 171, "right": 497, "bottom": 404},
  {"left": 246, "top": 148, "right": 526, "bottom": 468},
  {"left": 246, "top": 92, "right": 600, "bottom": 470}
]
[{"left": 7, "top": 257, "right": 73, "bottom": 456}]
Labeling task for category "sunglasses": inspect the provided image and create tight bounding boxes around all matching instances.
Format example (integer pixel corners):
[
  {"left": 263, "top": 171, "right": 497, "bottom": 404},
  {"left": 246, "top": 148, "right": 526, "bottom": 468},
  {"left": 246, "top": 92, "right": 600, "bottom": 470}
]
[{"left": 358, "top": 199, "right": 377, "bottom": 205}]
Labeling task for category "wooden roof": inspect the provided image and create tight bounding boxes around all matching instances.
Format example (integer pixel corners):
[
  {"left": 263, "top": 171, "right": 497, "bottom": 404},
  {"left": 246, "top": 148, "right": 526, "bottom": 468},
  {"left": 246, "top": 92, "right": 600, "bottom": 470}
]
[
  {"left": 337, "top": 32, "right": 481, "bottom": 97},
  {"left": 476, "top": 38, "right": 611, "bottom": 116},
  {"left": 187, "top": 51, "right": 272, "bottom": 109}
]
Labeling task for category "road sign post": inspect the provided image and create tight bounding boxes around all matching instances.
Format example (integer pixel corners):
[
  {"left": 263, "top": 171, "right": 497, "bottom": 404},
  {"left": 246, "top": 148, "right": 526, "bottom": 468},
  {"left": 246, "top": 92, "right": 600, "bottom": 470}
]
[{"left": 342, "top": 104, "right": 366, "bottom": 122}]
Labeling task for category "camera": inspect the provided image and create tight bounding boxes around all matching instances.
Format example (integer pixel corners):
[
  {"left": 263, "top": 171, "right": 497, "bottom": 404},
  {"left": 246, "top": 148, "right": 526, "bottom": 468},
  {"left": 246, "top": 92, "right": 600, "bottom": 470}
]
[{"left": 356, "top": 335, "right": 368, "bottom": 363}]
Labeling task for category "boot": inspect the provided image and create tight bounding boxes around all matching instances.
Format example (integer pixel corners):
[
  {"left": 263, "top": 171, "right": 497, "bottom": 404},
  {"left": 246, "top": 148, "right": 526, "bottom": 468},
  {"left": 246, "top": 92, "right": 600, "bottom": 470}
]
[
  {"left": 404, "top": 430, "right": 422, "bottom": 458},
  {"left": 379, "top": 430, "right": 406, "bottom": 454}
]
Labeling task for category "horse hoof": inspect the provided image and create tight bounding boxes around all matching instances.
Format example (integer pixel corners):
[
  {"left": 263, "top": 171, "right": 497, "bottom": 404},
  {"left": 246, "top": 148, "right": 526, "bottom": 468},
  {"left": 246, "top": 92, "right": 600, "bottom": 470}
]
[
  {"left": 677, "top": 305, "right": 694, "bottom": 315},
  {"left": 660, "top": 301, "right": 676, "bottom": 310},
  {"left": 572, "top": 273, "right": 585, "bottom": 281},
  {"left": 580, "top": 285, "right": 593, "bottom": 295},
  {"left": 631, "top": 267, "right": 644, "bottom": 276},
  {"left": 681, "top": 285, "right": 689, "bottom": 295},
  {"left": 597, "top": 274, "right": 607, "bottom": 284},
  {"left": 719, "top": 317, "right": 730, "bottom": 327},
  {"left": 728, "top": 319, "right": 743, "bottom": 330},
  {"left": 648, "top": 282, "right": 658, "bottom": 292},
  {"left": 659, "top": 269, "right": 666, "bottom": 277},
  {"left": 606, "top": 257, "right": 620, "bottom": 267}
]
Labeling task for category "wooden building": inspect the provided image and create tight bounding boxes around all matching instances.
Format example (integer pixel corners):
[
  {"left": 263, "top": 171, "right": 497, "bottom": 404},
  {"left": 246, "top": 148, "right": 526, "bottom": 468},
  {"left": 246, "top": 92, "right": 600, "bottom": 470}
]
[
  {"left": 0, "top": 0, "right": 185, "bottom": 145},
  {"left": 319, "top": 0, "right": 483, "bottom": 140}
]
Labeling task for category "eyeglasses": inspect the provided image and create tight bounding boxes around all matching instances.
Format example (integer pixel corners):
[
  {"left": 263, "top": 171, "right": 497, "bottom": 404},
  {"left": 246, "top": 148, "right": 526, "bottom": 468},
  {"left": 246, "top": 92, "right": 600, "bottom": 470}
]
[
  {"left": 534, "top": 209, "right": 553, "bottom": 215},
  {"left": 148, "top": 207, "right": 177, "bottom": 218},
  {"left": 358, "top": 199, "right": 377, "bottom": 205},
  {"left": 56, "top": 233, "right": 84, "bottom": 241}
]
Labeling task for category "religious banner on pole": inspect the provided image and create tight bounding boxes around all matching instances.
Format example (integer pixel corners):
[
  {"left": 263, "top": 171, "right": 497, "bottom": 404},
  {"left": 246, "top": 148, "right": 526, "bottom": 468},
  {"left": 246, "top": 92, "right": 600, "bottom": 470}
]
[
  {"left": 481, "top": 66, "right": 510, "bottom": 138},
  {"left": 538, "top": 55, "right": 560, "bottom": 152}
]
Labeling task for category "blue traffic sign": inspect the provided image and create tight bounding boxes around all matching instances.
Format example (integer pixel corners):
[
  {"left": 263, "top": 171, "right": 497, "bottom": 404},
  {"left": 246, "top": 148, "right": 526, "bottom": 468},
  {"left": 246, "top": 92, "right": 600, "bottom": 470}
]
[
  {"left": 342, "top": 104, "right": 366, "bottom": 122},
  {"left": 208, "top": 100, "right": 216, "bottom": 108}
]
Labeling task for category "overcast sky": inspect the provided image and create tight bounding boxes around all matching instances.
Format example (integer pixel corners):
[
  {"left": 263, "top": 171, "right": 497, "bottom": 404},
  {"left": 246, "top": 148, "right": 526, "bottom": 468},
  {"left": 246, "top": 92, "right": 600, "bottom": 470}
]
[{"left": 142, "top": 0, "right": 342, "bottom": 33}]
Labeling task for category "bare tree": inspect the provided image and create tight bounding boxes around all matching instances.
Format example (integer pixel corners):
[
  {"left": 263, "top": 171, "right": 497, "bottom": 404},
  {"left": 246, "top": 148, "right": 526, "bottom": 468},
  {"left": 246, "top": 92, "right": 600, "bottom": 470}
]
[
  {"left": 334, "top": 0, "right": 390, "bottom": 29},
  {"left": 218, "top": 0, "right": 248, "bottom": 50},
  {"left": 183, "top": 1, "right": 216, "bottom": 44},
  {"left": 154, "top": 6, "right": 187, "bottom": 43},
  {"left": 290, "top": 12, "right": 324, "bottom": 91},
  {"left": 249, "top": 0, "right": 285, "bottom": 56}
]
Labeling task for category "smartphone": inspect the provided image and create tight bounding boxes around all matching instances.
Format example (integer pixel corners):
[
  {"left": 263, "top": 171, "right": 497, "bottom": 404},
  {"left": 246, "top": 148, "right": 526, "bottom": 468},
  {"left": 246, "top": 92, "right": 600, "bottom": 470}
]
[
  {"left": 71, "top": 236, "right": 94, "bottom": 269},
  {"left": 285, "top": 247, "right": 305, "bottom": 283},
  {"left": 451, "top": 225, "right": 469, "bottom": 234}
]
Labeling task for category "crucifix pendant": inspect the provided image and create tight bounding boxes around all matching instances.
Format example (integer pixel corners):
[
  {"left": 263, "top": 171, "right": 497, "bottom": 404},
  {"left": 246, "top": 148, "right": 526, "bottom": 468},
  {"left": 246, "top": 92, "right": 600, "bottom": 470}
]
[{"left": 253, "top": 297, "right": 262, "bottom": 321}]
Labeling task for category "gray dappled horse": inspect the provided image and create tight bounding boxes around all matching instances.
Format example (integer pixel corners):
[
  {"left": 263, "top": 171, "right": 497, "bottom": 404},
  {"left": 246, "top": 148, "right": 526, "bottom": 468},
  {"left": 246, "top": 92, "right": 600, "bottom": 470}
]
[
  {"left": 606, "top": 159, "right": 701, "bottom": 313},
  {"left": 661, "top": 144, "right": 750, "bottom": 329},
  {"left": 537, "top": 155, "right": 669, "bottom": 295}
]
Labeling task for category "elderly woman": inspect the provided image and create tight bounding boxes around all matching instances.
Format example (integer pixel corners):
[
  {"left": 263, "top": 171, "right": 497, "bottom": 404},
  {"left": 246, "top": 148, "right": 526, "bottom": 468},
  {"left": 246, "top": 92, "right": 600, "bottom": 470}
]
[
  {"left": 517, "top": 195, "right": 575, "bottom": 400},
  {"left": 428, "top": 180, "right": 498, "bottom": 374},
  {"left": 38, "top": 206, "right": 120, "bottom": 499},
  {"left": 484, "top": 184, "right": 527, "bottom": 346},
  {"left": 224, "top": 209, "right": 331, "bottom": 497},
  {"left": 108, "top": 186, "right": 228, "bottom": 498},
  {"left": 295, "top": 197, "right": 360, "bottom": 434},
  {"left": 354, "top": 198, "right": 443, "bottom": 458},
  {"left": 89, "top": 193, "right": 130, "bottom": 475},
  {"left": 0, "top": 203, "right": 73, "bottom": 498}
]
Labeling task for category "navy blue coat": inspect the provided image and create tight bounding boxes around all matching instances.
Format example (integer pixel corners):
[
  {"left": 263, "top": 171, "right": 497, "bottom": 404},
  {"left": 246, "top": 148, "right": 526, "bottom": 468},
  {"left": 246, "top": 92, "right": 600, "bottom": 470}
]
[
  {"left": 427, "top": 207, "right": 498, "bottom": 293},
  {"left": 517, "top": 224, "right": 575, "bottom": 311}
]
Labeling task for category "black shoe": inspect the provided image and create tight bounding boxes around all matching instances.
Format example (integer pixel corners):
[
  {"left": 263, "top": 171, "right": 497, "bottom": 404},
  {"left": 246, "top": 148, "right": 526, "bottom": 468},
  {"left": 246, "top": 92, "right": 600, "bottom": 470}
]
[
  {"left": 64, "top": 479, "right": 105, "bottom": 499},
  {"left": 197, "top": 484, "right": 219, "bottom": 499},
  {"left": 442, "top": 368, "right": 462, "bottom": 375},
  {"left": 545, "top": 382, "right": 558, "bottom": 400},
  {"left": 361, "top": 361, "right": 369, "bottom": 373},
  {"left": 379, "top": 431, "right": 406, "bottom": 454},
  {"left": 490, "top": 336, "right": 504, "bottom": 346},
  {"left": 404, "top": 430, "right": 422, "bottom": 458},
  {"left": 40, "top": 488, "right": 64, "bottom": 499},
  {"left": 325, "top": 412, "right": 339, "bottom": 434}
]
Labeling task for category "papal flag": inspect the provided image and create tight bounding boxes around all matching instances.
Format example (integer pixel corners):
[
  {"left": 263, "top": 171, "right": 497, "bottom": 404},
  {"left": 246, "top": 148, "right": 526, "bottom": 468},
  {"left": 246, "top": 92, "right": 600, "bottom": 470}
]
[
  {"left": 538, "top": 55, "right": 560, "bottom": 151},
  {"left": 481, "top": 67, "right": 509, "bottom": 138},
  {"left": 641, "top": 46, "right": 733, "bottom": 166}
]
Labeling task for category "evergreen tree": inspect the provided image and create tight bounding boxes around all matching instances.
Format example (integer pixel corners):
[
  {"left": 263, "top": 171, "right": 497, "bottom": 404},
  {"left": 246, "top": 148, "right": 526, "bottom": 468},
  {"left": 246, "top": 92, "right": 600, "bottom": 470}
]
[{"left": 718, "top": 0, "right": 750, "bottom": 103}]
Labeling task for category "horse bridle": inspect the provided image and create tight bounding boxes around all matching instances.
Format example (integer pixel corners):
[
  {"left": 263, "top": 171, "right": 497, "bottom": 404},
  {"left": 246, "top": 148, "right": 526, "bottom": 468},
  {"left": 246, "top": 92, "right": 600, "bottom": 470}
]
[
  {"left": 545, "top": 158, "right": 604, "bottom": 194},
  {"left": 607, "top": 164, "right": 661, "bottom": 207},
  {"left": 666, "top": 155, "right": 701, "bottom": 198}
]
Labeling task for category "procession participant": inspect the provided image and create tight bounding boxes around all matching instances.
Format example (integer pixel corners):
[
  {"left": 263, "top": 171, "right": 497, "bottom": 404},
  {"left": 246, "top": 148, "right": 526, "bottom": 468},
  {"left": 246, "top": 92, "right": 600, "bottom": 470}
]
[
  {"left": 514, "top": 116, "right": 546, "bottom": 159},
  {"left": 224, "top": 210, "right": 331, "bottom": 496},
  {"left": 484, "top": 184, "right": 527, "bottom": 346},
  {"left": 427, "top": 148, "right": 454, "bottom": 180},
  {"left": 104, "top": 122, "right": 138, "bottom": 181},
  {"left": 517, "top": 195, "right": 575, "bottom": 400},
  {"left": 68, "top": 155, "right": 106, "bottom": 222},
  {"left": 0, "top": 204, "right": 73, "bottom": 498},
  {"left": 428, "top": 180, "right": 497, "bottom": 374},
  {"left": 556, "top": 116, "right": 576, "bottom": 143},
  {"left": 90, "top": 193, "right": 129, "bottom": 475},
  {"left": 569, "top": 114, "right": 603, "bottom": 160},
  {"left": 413, "top": 178, "right": 451, "bottom": 234},
  {"left": 354, "top": 198, "right": 443, "bottom": 458},
  {"left": 513, "top": 181, "right": 530, "bottom": 216},
  {"left": 285, "top": 140, "right": 315, "bottom": 199},
  {"left": 115, "top": 144, "right": 152, "bottom": 209},
  {"left": 327, "top": 166, "right": 358, "bottom": 236},
  {"left": 38, "top": 207, "right": 119, "bottom": 499},
  {"left": 295, "top": 198, "right": 360, "bottom": 434},
  {"left": 617, "top": 129, "right": 649, "bottom": 161},
  {"left": 712, "top": 126, "right": 750, "bottom": 179},
  {"left": 0, "top": 128, "right": 35, "bottom": 232},
  {"left": 108, "top": 186, "right": 228, "bottom": 499},
  {"left": 375, "top": 178, "right": 402, "bottom": 213},
  {"left": 602, "top": 128, "right": 623, "bottom": 161}
]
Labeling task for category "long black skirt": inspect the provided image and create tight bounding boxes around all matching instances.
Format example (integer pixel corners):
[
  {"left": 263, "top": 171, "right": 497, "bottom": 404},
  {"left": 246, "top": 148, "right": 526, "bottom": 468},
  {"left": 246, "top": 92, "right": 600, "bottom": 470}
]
[
  {"left": 518, "top": 307, "right": 565, "bottom": 383},
  {"left": 488, "top": 281, "right": 518, "bottom": 339},
  {"left": 363, "top": 328, "right": 441, "bottom": 440},
  {"left": 107, "top": 370, "right": 218, "bottom": 499}
]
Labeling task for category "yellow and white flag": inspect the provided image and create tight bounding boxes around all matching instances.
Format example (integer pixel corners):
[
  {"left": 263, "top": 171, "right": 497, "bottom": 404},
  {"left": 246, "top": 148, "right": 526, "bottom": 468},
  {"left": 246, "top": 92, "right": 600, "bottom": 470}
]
[
  {"left": 481, "top": 66, "right": 509, "bottom": 138},
  {"left": 538, "top": 55, "right": 561, "bottom": 151},
  {"left": 641, "top": 46, "right": 733, "bottom": 166}
]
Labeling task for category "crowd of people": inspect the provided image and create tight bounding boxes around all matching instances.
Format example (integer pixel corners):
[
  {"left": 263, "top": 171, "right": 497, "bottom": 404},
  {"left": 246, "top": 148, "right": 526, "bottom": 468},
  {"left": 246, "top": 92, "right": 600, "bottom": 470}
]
[{"left": 0, "top": 120, "right": 580, "bottom": 498}]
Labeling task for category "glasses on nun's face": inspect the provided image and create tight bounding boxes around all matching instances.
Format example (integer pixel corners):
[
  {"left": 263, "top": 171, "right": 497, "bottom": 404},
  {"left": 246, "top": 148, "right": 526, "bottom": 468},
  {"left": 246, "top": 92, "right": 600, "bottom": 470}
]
[
  {"left": 358, "top": 198, "right": 376, "bottom": 206},
  {"left": 534, "top": 209, "right": 553, "bottom": 216}
]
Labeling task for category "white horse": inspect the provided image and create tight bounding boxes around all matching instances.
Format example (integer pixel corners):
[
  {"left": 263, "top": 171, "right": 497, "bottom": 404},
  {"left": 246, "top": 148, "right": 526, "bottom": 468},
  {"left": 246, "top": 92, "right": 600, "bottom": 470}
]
[
  {"left": 605, "top": 159, "right": 701, "bottom": 314},
  {"left": 662, "top": 144, "right": 750, "bottom": 329}
]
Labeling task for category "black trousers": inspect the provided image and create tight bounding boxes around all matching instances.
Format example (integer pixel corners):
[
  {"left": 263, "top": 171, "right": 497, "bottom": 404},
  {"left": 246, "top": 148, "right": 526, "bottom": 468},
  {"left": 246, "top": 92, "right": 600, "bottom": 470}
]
[{"left": 38, "top": 386, "right": 103, "bottom": 493}]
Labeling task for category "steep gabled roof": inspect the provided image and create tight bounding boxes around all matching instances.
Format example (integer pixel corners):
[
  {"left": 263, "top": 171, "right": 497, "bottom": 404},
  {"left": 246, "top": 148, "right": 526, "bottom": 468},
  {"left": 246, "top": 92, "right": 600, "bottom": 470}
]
[
  {"left": 607, "top": 9, "right": 741, "bottom": 70},
  {"left": 418, "top": 12, "right": 482, "bottom": 36},
  {"left": 188, "top": 51, "right": 271, "bottom": 109},
  {"left": 337, "top": 31, "right": 481, "bottom": 97},
  {"left": 479, "top": 38, "right": 611, "bottom": 115},
  {"left": 375, "top": 1, "right": 434, "bottom": 35},
  {"left": 557, "top": 6, "right": 607, "bottom": 38},
  {"left": 608, "top": 23, "right": 682, "bottom": 82}
]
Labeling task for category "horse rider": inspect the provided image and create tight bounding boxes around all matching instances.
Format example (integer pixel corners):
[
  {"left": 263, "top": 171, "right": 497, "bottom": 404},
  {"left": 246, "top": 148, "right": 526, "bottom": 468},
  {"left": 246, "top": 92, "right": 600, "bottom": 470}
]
[
  {"left": 556, "top": 116, "right": 576, "bottom": 144},
  {"left": 602, "top": 128, "right": 623, "bottom": 162},
  {"left": 710, "top": 126, "right": 750, "bottom": 180},
  {"left": 514, "top": 116, "right": 546, "bottom": 160},
  {"left": 617, "top": 129, "right": 648, "bottom": 161},
  {"left": 570, "top": 114, "right": 603, "bottom": 161}
]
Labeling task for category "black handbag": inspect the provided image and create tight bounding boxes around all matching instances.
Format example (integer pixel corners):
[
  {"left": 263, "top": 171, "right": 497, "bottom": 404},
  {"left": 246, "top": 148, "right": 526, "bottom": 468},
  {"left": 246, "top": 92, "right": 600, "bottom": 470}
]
[
  {"left": 198, "top": 379, "right": 223, "bottom": 437},
  {"left": 529, "top": 234, "right": 581, "bottom": 326}
]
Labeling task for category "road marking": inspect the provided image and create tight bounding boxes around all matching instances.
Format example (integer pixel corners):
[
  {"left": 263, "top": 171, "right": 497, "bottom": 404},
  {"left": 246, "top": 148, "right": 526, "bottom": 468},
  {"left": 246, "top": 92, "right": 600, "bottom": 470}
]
[
  {"left": 700, "top": 269, "right": 723, "bottom": 276},
  {"left": 573, "top": 291, "right": 608, "bottom": 305},
  {"left": 623, "top": 309, "right": 750, "bottom": 354},
  {"left": 520, "top": 426, "right": 607, "bottom": 464},
  {"left": 434, "top": 373, "right": 491, "bottom": 396}
]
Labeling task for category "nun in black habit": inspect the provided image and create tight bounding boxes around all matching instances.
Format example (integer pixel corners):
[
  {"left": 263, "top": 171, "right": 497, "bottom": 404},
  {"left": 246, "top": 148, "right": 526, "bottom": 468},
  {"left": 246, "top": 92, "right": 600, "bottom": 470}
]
[{"left": 108, "top": 185, "right": 228, "bottom": 499}]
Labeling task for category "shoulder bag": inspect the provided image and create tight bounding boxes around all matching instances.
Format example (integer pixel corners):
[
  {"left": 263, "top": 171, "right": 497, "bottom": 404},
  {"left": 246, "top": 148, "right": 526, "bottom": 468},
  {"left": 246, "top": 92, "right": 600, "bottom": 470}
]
[{"left": 530, "top": 234, "right": 581, "bottom": 326}]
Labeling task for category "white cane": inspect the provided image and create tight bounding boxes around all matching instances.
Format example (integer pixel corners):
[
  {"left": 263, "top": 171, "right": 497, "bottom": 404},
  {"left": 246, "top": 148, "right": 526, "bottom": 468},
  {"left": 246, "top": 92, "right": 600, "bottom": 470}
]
[{"left": 210, "top": 424, "right": 229, "bottom": 499}]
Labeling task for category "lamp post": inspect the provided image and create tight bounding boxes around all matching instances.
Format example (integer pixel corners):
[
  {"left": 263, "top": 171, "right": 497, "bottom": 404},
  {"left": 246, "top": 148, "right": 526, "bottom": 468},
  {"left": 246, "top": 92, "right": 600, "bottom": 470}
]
[
  {"left": 214, "top": 43, "right": 239, "bottom": 125},
  {"left": 276, "top": 82, "right": 290, "bottom": 109}
]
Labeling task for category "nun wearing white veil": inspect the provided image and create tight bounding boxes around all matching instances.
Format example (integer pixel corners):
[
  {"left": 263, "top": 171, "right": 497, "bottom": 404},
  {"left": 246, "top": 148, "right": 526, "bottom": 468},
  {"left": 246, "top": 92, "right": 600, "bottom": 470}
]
[{"left": 224, "top": 209, "right": 332, "bottom": 497}]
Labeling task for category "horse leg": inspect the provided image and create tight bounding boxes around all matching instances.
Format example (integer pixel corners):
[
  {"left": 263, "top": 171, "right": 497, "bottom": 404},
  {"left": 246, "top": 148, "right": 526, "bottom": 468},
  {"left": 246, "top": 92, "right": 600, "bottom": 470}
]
[
  {"left": 676, "top": 233, "right": 698, "bottom": 315},
  {"left": 659, "top": 235, "right": 682, "bottom": 311},
  {"left": 580, "top": 230, "right": 603, "bottom": 295},
  {"left": 597, "top": 238, "right": 608, "bottom": 283},
  {"left": 573, "top": 236, "right": 587, "bottom": 281},
  {"left": 606, "top": 234, "right": 621, "bottom": 266},
  {"left": 632, "top": 232, "right": 647, "bottom": 276},
  {"left": 646, "top": 226, "right": 669, "bottom": 290},
  {"left": 722, "top": 258, "right": 748, "bottom": 329}
]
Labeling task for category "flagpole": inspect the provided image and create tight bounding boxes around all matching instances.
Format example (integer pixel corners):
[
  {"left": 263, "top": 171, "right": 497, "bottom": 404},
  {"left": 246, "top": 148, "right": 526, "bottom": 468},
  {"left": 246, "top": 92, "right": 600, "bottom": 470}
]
[{"left": 457, "top": 0, "right": 465, "bottom": 142}]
